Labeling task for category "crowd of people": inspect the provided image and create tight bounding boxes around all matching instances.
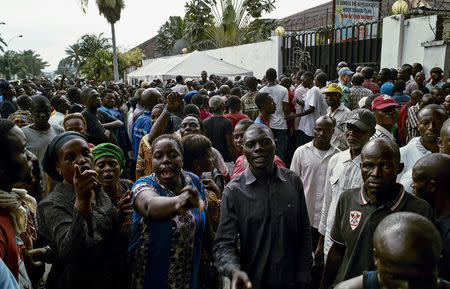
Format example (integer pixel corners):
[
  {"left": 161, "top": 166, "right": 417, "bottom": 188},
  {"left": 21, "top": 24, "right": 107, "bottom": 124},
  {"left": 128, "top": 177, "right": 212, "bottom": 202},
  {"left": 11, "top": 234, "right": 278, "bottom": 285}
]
[{"left": 0, "top": 62, "right": 449, "bottom": 289}]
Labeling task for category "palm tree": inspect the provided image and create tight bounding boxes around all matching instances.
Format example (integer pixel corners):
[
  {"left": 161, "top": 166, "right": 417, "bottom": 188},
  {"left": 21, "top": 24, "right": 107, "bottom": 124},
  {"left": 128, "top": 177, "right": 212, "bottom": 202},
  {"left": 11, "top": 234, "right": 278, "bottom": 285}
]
[
  {"left": 96, "top": 0, "right": 124, "bottom": 82},
  {"left": 205, "top": 0, "right": 276, "bottom": 47},
  {"left": 64, "top": 43, "right": 82, "bottom": 77},
  {"left": 78, "top": 33, "right": 111, "bottom": 58},
  {"left": 79, "top": 0, "right": 124, "bottom": 82},
  {"left": 156, "top": 16, "right": 186, "bottom": 56}
]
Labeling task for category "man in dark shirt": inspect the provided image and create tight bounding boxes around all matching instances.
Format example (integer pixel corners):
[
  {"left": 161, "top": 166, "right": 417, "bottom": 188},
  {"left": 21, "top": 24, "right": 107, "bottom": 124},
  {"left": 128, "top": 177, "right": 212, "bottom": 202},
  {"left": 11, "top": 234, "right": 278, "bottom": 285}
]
[
  {"left": 199, "top": 70, "right": 208, "bottom": 86},
  {"left": 335, "top": 212, "right": 450, "bottom": 289},
  {"left": 203, "top": 96, "right": 237, "bottom": 162},
  {"left": 320, "top": 138, "right": 433, "bottom": 289},
  {"left": 412, "top": 153, "right": 450, "bottom": 280},
  {"left": 214, "top": 123, "right": 312, "bottom": 289},
  {"left": 0, "top": 81, "right": 18, "bottom": 118},
  {"left": 81, "top": 88, "right": 123, "bottom": 145}
]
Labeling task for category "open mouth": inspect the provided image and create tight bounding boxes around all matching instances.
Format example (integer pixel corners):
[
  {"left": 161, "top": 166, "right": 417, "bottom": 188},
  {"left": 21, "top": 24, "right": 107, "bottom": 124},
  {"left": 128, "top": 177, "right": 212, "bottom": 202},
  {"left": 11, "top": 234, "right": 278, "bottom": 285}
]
[
  {"left": 103, "top": 174, "right": 114, "bottom": 180},
  {"left": 79, "top": 165, "right": 91, "bottom": 173},
  {"left": 160, "top": 168, "right": 174, "bottom": 179}
]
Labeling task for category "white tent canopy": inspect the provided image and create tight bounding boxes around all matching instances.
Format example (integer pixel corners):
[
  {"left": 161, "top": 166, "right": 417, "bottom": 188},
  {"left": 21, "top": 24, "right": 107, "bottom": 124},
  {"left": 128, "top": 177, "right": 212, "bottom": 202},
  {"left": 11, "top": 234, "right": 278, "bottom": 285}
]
[{"left": 127, "top": 50, "right": 253, "bottom": 82}]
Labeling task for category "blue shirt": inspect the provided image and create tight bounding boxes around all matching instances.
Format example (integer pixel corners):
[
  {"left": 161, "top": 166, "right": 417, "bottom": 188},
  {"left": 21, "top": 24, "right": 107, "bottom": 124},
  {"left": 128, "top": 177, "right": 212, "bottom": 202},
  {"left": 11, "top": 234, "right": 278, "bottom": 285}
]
[
  {"left": 426, "top": 79, "right": 445, "bottom": 91},
  {"left": 380, "top": 82, "right": 394, "bottom": 96},
  {"left": 255, "top": 115, "right": 270, "bottom": 128},
  {"left": 0, "top": 259, "right": 19, "bottom": 289},
  {"left": 132, "top": 110, "right": 152, "bottom": 160},
  {"left": 184, "top": 90, "right": 198, "bottom": 104},
  {"left": 393, "top": 92, "right": 410, "bottom": 106}
]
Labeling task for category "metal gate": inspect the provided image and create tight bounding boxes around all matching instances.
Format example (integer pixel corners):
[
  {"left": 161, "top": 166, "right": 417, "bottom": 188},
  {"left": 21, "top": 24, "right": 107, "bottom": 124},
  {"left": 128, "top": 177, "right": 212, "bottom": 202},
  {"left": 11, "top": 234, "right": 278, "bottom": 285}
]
[{"left": 282, "top": 20, "right": 383, "bottom": 80}]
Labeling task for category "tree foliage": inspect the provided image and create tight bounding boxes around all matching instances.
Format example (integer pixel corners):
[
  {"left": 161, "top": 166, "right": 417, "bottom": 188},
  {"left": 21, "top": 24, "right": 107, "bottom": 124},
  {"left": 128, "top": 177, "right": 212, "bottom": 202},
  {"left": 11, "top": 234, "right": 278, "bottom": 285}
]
[
  {"left": 56, "top": 58, "right": 76, "bottom": 78},
  {"left": 0, "top": 50, "right": 48, "bottom": 79},
  {"left": 156, "top": 16, "right": 186, "bottom": 56},
  {"left": 156, "top": 0, "right": 279, "bottom": 56},
  {"left": 80, "top": 48, "right": 113, "bottom": 82},
  {"left": 58, "top": 33, "right": 143, "bottom": 82},
  {"left": 64, "top": 43, "right": 82, "bottom": 77},
  {"left": 119, "top": 47, "right": 144, "bottom": 68},
  {"left": 96, "top": 0, "right": 124, "bottom": 24},
  {"left": 78, "top": 33, "right": 111, "bottom": 58}
]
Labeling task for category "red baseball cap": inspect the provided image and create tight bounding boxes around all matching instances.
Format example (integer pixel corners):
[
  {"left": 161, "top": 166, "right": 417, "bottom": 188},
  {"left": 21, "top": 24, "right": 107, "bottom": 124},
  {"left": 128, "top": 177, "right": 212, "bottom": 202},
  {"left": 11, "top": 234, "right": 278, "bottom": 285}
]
[{"left": 371, "top": 94, "right": 399, "bottom": 110}]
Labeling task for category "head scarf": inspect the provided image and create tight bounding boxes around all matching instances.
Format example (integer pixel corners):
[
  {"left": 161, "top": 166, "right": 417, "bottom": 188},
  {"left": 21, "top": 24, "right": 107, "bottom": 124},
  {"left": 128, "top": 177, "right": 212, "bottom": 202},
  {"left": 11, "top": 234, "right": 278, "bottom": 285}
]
[
  {"left": 91, "top": 143, "right": 125, "bottom": 170},
  {"left": 42, "top": 131, "right": 87, "bottom": 181},
  {"left": 0, "top": 188, "right": 36, "bottom": 235}
]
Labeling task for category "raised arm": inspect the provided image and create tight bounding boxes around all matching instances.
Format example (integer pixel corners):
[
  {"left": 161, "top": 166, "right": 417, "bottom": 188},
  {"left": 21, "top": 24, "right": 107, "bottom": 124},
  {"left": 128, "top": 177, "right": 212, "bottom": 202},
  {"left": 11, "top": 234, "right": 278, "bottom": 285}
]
[
  {"left": 148, "top": 92, "right": 183, "bottom": 144},
  {"left": 133, "top": 184, "right": 204, "bottom": 221}
]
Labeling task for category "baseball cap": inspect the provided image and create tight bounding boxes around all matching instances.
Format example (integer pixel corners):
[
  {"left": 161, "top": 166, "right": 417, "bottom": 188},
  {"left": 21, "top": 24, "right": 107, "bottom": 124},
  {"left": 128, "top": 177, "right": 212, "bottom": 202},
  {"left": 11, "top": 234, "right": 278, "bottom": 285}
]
[
  {"left": 185, "top": 78, "right": 193, "bottom": 82},
  {"left": 430, "top": 67, "right": 443, "bottom": 73},
  {"left": 324, "top": 83, "right": 343, "bottom": 94},
  {"left": 346, "top": 108, "right": 376, "bottom": 132},
  {"left": 338, "top": 67, "right": 355, "bottom": 76},
  {"left": 371, "top": 94, "right": 399, "bottom": 110}
]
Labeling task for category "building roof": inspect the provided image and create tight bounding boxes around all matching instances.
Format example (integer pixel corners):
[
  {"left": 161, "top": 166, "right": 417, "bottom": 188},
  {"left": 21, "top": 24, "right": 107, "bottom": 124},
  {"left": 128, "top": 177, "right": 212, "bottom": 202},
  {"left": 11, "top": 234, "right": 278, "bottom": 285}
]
[{"left": 133, "top": 36, "right": 158, "bottom": 59}]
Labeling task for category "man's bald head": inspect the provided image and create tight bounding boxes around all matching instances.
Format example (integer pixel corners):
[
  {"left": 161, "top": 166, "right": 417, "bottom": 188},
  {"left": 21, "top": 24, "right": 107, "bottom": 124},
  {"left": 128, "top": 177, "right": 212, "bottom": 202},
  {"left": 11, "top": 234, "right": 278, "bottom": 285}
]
[
  {"left": 374, "top": 212, "right": 441, "bottom": 268},
  {"left": 243, "top": 123, "right": 274, "bottom": 141},
  {"left": 419, "top": 94, "right": 435, "bottom": 109},
  {"left": 141, "top": 88, "right": 161, "bottom": 110},
  {"left": 315, "top": 115, "right": 335, "bottom": 128},
  {"left": 362, "top": 138, "right": 400, "bottom": 165},
  {"left": 414, "top": 153, "right": 450, "bottom": 184},
  {"left": 413, "top": 153, "right": 450, "bottom": 205},
  {"left": 418, "top": 103, "right": 447, "bottom": 120}
]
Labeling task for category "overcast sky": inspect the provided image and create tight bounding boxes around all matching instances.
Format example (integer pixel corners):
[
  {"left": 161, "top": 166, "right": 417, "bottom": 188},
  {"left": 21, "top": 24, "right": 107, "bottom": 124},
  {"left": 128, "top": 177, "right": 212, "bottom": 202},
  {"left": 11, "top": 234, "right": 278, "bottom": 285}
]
[{"left": 2, "top": 0, "right": 329, "bottom": 71}]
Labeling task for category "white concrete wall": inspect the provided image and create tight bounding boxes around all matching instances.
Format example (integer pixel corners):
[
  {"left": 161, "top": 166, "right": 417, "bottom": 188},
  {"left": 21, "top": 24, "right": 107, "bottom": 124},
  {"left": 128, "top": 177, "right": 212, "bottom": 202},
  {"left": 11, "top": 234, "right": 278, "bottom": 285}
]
[
  {"left": 201, "top": 36, "right": 283, "bottom": 79},
  {"left": 381, "top": 15, "right": 438, "bottom": 75},
  {"left": 422, "top": 40, "right": 450, "bottom": 79}
]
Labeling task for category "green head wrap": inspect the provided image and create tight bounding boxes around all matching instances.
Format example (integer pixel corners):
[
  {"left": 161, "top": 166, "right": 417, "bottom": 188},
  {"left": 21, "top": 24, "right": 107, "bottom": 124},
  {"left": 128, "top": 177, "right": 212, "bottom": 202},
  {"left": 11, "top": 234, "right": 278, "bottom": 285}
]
[{"left": 91, "top": 143, "right": 125, "bottom": 170}]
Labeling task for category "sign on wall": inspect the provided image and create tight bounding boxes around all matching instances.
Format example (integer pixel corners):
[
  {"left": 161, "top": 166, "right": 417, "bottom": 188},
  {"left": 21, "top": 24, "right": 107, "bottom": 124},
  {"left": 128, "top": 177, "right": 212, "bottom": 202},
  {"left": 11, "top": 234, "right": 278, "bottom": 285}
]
[{"left": 335, "top": 0, "right": 380, "bottom": 42}]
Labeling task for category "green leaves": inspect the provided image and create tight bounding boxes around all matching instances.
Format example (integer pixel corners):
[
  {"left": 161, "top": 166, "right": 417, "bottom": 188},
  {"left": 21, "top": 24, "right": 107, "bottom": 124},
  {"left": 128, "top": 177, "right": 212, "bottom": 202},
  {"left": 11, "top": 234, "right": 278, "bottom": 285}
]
[
  {"left": 96, "top": 0, "right": 125, "bottom": 24},
  {"left": 156, "top": 0, "right": 278, "bottom": 55},
  {"left": 0, "top": 50, "right": 48, "bottom": 79}
]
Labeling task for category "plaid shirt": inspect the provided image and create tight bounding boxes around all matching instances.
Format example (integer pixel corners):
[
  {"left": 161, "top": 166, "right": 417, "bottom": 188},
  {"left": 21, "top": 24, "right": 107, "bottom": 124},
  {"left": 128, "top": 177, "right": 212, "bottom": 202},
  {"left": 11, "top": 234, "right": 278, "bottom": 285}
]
[
  {"left": 7, "top": 110, "right": 34, "bottom": 128},
  {"left": 406, "top": 104, "right": 420, "bottom": 143},
  {"left": 362, "top": 79, "right": 380, "bottom": 94},
  {"left": 349, "top": 85, "right": 372, "bottom": 110}
]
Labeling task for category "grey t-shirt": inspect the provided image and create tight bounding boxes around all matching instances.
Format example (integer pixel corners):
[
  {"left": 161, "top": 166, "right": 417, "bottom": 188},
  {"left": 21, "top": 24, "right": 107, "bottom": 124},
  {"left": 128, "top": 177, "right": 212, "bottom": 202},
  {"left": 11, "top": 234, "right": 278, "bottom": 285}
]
[{"left": 22, "top": 124, "right": 64, "bottom": 189}]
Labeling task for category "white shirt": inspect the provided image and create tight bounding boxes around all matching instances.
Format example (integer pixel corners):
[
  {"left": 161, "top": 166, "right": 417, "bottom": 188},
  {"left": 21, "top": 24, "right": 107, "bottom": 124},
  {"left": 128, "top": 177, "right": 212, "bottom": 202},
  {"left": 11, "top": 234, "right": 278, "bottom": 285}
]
[
  {"left": 327, "top": 104, "right": 351, "bottom": 151},
  {"left": 318, "top": 149, "right": 363, "bottom": 258},
  {"left": 48, "top": 111, "right": 65, "bottom": 127},
  {"left": 399, "top": 137, "right": 432, "bottom": 193},
  {"left": 371, "top": 124, "right": 395, "bottom": 141},
  {"left": 172, "top": 84, "right": 189, "bottom": 95},
  {"left": 298, "top": 86, "right": 327, "bottom": 136},
  {"left": 293, "top": 85, "right": 308, "bottom": 130},
  {"left": 290, "top": 141, "right": 339, "bottom": 228},
  {"left": 259, "top": 84, "right": 289, "bottom": 130}
]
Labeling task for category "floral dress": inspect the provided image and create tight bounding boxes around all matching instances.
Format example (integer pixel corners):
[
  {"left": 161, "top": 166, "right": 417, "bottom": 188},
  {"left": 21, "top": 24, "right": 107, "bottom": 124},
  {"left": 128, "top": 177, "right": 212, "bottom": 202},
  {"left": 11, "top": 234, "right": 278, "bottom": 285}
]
[{"left": 129, "top": 170, "right": 207, "bottom": 289}]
